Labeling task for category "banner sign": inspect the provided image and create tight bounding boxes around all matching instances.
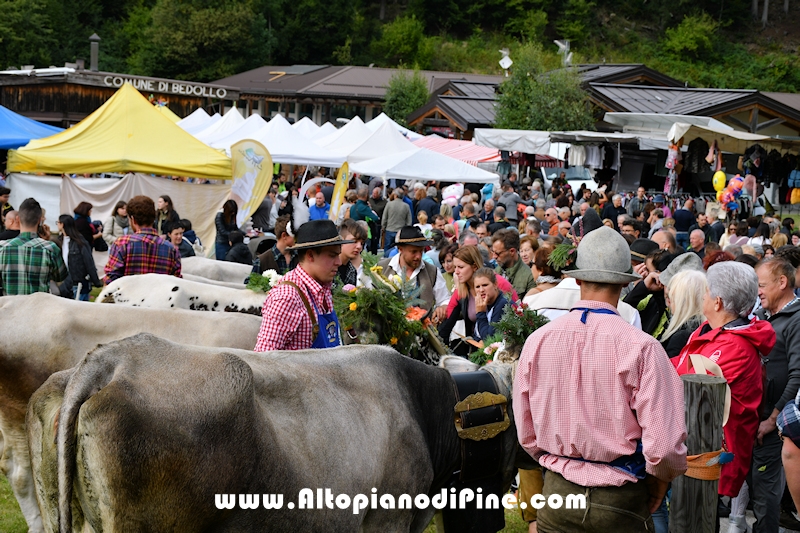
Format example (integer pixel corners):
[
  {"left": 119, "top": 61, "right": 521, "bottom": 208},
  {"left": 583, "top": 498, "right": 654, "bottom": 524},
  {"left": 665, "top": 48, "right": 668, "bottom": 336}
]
[
  {"left": 230, "top": 140, "right": 273, "bottom": 227},
  {"left": 103, "top": 76, "right": 228, "bottom": 98},
  {"left": 328, "top": 163, "right": 349, "bottom": 222}
]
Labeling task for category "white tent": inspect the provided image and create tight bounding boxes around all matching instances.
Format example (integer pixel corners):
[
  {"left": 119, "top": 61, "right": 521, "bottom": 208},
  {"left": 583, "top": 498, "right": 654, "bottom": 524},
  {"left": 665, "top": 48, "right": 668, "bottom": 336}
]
[
  {"left": 292, "top": 117, "right": 320, "bottom": 138},
  {"left": 315, "top": 116, "right": 372, "bottom": 152},
  {"left": 209, "top": 114, "right": 269, "bottom": 152},
  {"left": 311, "top": 122, "right": 337, "bottom": 140},
  {"left": 473, "top": 128, "right": 551, "bottom": 154},
  {"left": 350, "top": 148, "right": 499, "bottom": 184},
  {"left": 250, "top": 114, "right": 344, "bottom": 167},
  {"left": 177, "top": 108, "right": 210, "bottom": 131},
  {"left": 604, "top": 112, "right": 734, "bottom": 132},
  {"left": 193, "top": 108, "right": 244, "bottom": 145},
  {"left": 179, "top": 112, "right": 220, "bottom": 136},
  {"left": 366, "top": 112, "right": 423, "bottom": 141},
  {"left": 347, "top": 121, "right": 417, "bottom": 164}
]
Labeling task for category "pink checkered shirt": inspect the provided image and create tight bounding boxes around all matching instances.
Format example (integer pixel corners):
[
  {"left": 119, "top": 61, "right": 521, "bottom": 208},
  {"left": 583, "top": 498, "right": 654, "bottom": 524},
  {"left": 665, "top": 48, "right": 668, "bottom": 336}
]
[
  {"left": 513, "top": 300, "right": 688, "bottom": 486},
  {"left": 254, "top": 266, "right": 333, "bottom": 352}
]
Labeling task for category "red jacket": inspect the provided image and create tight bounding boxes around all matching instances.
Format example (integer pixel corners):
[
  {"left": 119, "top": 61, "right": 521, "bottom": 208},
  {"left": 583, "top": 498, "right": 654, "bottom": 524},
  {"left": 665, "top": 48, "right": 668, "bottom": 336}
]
[{"left": 671, "top": 318, "right": 776, "bottom": 497}]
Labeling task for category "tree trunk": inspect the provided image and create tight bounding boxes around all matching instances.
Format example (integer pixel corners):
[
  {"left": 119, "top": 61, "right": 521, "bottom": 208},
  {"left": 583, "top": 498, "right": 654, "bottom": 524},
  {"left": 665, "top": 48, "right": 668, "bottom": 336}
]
[
  {"left": 752, "top": 0, "right": 760, "bottom": 19},
  {"left": 380, "top": 0, "right": 386, "bottom": 20},
  {"left": 785, "top": 0, "right": 790, "bottom": 14},
  {"left": 762, "top": 0, "right": 770, "bottom": 26}
]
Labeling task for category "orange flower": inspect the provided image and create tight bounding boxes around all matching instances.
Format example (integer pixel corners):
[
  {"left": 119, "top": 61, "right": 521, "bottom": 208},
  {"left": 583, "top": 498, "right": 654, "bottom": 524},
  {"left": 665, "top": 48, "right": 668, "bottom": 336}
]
[
  {"left": 349, "top": 302, "right": 358, "bottom": 311},
  {"left": 390, "top": 337, "right": 398, "bottom": 345},
  {"left": 405, "top": 306, "right": 427, "bottom": 322}
]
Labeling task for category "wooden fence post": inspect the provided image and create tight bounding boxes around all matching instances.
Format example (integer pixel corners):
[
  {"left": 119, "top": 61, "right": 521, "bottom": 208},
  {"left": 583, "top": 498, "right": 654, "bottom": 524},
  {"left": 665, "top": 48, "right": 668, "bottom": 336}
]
[{"left": 669, "top": 374, "right": 727, "bottom": 533}]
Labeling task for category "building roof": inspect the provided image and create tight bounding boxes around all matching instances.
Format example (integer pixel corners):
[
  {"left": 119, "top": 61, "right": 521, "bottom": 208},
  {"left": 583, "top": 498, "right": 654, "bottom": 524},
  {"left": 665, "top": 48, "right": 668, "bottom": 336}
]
[
  {"left": 764, "top": 92, "right": 800, "bottom": 114},
  {"left": 588, "top": 83, "right": 756, "bottom": 115},
  {"left": 547, "top": 64, "right": 684, "bottom": 88},
  {"left": 407, "top": 95, "right": 496, "bottom": 132},
  {"left": 214, "top": 65, "right": 502, "bottom": 100}
]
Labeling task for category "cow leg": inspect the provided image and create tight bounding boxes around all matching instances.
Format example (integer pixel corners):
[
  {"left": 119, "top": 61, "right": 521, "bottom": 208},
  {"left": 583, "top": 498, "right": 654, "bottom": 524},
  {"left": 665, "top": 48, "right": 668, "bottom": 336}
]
[
  {"left": 0, "top": 414, "right": 44, "bottom": 533},
  {"left": 27, "top": 370, "right": 78, "bottom": 533}
]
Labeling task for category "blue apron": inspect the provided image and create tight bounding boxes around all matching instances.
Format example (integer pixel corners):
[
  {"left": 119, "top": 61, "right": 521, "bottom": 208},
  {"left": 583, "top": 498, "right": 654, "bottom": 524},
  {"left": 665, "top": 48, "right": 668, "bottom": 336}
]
[{"left": 310, "top": 297, "right": 341, "bottom": 349}]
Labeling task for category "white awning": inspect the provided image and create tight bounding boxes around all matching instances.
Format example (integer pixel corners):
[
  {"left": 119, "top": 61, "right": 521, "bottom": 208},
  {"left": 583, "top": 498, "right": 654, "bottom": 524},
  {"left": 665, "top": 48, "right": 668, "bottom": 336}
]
[
  {"left": 350, "top": 148, "right": 499, "bottom": 184},
  {"left": 473, "top": 128, "right": 551, "bottom": 154}
]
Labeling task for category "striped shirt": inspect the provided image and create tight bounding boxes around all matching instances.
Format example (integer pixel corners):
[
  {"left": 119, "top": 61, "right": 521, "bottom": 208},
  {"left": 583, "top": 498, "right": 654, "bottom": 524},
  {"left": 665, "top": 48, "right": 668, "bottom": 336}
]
[
  {"left": 513, "top": 300, "right": 688, "bottom": 487},
  {"left": 0, "top": 232, "right": 68, "bottom": 295},
  {"left": 104, "top": 227, "right": 181, "bottom": 284},
  {"left": 254, "top": 265, "right": 333, "bottom": 351}
]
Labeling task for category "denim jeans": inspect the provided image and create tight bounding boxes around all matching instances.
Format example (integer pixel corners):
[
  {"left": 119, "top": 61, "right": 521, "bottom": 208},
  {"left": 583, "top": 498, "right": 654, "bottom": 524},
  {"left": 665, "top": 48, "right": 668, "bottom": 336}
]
[
  {"left": 215, "top": 242, "right": 231, "bottom": 261},
  {"left": 384, "top": 231, "right": 397, "bottom": 257},
  {"left": 676, "top": 232, "right": 689, "bottom": 250},
  {"left": 651, "top": 494, "right": 669, "bottom": 533},
  {"left": 72, "top": 286, "right": 89, "bottom": 301}
]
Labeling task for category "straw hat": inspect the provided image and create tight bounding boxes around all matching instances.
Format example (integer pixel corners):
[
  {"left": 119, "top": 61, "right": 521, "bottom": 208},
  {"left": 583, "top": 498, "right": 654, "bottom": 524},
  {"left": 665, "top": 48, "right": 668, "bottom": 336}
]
[{"left": 566, "top": 226, "right": 642, "bottom": 284}]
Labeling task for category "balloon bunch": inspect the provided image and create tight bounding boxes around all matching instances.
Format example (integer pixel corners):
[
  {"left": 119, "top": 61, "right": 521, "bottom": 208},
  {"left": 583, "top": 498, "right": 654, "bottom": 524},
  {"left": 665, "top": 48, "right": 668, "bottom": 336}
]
[{"left": 715, "top": 172, "right": 744, "bottom": 211}]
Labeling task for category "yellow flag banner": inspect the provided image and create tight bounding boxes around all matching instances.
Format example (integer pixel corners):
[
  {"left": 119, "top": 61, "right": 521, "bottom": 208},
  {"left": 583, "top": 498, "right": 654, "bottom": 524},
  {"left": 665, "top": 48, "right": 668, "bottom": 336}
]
[
  {"left": 328, "top": 162, "right": 349, "bottom": 223},
  {"left": 230, "top": 140, "right": 273, "bottom": 227}
]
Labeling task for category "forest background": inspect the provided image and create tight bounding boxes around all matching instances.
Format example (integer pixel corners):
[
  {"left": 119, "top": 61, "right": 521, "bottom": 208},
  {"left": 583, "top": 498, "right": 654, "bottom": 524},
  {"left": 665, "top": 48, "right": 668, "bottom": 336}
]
[{"left": 1, "top": 0, "right": 798, "bottom": 92}]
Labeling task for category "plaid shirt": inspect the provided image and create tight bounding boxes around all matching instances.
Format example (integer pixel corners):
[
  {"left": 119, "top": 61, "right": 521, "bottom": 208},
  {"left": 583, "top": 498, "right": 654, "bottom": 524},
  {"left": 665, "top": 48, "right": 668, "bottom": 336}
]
[
  {"left": 514, "top": 300, "right": 687, "bottom": 487},
  {"left": 254, "top": 265, "right": 333, "bottom": 351},
  {"left": 0, "top": 232, "right": 68, "bottom": 295},
  {"left": 104, "top": 227, "right": 181, "bottom": 284},
  {"left": 271, "top": 244, "right": 296, "bottom": 275}
]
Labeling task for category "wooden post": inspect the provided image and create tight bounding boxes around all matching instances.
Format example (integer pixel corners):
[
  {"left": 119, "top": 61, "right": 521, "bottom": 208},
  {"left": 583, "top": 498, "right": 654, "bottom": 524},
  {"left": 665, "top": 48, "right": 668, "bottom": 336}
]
[{"left": 669, "top": 374, "right": 727, "bottom": 533}]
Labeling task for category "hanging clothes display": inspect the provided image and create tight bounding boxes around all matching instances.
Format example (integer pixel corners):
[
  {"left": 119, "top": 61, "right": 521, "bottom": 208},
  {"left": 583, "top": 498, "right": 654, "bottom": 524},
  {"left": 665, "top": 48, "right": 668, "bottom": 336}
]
[
  {"left": 684, "top": 138, "right": 711, "bottom": 174},
  {"left": 568, "top": 145, "right": 586, "bottom": 166}
]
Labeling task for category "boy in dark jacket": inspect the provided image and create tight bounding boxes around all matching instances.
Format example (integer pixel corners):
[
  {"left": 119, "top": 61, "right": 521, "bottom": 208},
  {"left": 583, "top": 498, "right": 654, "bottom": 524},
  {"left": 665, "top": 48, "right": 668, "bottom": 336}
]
[{"left": 226, "top": 231, "right": 253, "bottom": 265}]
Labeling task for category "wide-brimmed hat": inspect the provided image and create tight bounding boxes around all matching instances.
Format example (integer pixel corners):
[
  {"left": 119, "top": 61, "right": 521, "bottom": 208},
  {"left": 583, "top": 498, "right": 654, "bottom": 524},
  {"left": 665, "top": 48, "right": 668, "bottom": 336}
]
[
  {"left": 395, "top": 226, "right": 433, "bottom": 247},
  {"left": 630, "top": 238, "right": 659, "bottom": 263},
  {"left": 566, "top": 226, "right": 642, "bottom": 284},
  {"left": 659, "top": 252, "right": 703, "bottom": 287},
  {"left": 286, "top": 220, "right": 354, "bottom": 251},
  {"left": 653, "top": 194, "right": 665, "bottom": 203}
]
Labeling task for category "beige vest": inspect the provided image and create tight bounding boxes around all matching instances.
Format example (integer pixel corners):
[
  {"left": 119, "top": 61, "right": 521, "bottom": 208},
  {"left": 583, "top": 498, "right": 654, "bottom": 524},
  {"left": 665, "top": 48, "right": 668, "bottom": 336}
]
[{"left": 378, "top": 257, "right": 438, "bottom": 311}]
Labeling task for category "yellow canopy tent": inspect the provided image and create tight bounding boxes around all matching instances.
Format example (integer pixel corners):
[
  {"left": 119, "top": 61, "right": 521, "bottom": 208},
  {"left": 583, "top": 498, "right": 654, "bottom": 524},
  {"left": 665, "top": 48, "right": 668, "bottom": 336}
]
[
  {"left": 8, "top": 83, "right": 231, "bottom": 180},
  {"left": 154, "top": 104, "right": 181, "bottom": 123}
]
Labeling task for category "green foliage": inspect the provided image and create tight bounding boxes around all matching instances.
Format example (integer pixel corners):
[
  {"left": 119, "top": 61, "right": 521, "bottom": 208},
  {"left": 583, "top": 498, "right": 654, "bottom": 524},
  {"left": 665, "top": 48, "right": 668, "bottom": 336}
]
[
  {"left": 141, "top": 0, "right": 269, "bottom": 81},
  {"left": 469, "top": 333, "right": 502, "bottom": 365},
  {"left": 662, "top": 13, "right": 720, "bottom": 60},
  {"left": 372, "top": 15, "right": 433, "bottom": 68},
  {"left": 493, "top": 299, "right": 549, "bottom": 349},
  {"left": 505, "top": 10, "right": 548, "bottom": 43},
  {"left": 0, "top": 0, "right": 57, "bottom": 68},
  {"left": 332, "top": 267, "right": 426, "bottom": 354},
  {"left": 495, "top": 43, "right": 594, "bottom": 131},
  {"left": 383, "top": 69, "right": 429, "bottom": 128},
  {"left": 555, "top": 0, "right": 596, "bottom": 43}
]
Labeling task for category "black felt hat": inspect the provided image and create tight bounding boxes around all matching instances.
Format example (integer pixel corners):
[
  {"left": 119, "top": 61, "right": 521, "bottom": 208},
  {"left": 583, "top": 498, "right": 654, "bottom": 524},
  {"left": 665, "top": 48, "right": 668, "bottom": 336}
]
[
  {"left": 286, "top": 219, "right": 354, "bottom": 251},
  {"left": 630, "top": 238, "right": 659, "bottom": 263},
  {"left": 395, "top": 226, "right": 433, "bottom": 247}
]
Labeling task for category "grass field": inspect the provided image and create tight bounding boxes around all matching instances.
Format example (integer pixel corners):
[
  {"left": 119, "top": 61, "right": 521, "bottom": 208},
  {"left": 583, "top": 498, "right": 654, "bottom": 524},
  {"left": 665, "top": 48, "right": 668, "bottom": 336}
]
[
  {"left": 1, "top": 474, "right": 529, "bottom": 533},
  {"left": 0, "top": 476, "right": 27, "bottom": 533}
]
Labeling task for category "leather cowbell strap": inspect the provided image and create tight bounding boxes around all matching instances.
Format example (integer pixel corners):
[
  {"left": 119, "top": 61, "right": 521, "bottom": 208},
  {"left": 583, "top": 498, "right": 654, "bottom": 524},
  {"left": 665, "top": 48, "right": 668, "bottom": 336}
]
[{"left": 450, "top": 370, "right": 511, "bottom": 483}]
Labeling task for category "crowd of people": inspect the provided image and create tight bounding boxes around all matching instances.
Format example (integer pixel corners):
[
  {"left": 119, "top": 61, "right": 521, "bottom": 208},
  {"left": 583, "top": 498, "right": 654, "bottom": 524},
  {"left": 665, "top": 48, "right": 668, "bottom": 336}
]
[{"left": 5, "top": 169, "right": 800, "bottom": 533}]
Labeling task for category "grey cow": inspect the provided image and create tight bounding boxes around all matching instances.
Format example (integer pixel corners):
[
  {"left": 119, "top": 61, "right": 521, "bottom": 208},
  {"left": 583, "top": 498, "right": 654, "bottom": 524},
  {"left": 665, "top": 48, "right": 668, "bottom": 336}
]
[{"left": 28, "top": 334, "right": 519, "bottom": 533}]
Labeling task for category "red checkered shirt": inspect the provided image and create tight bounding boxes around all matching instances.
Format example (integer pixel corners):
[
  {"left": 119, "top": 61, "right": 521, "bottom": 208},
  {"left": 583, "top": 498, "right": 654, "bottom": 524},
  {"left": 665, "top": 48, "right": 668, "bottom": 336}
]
[
  {"left": 104, "top": 227, "right": 181, "bottom": 284},
  {"left": 254, "top": 266, "right": 333, "bottom": 351},
  {"left": 513, "top": 300, "right": 688, "bottom": 487}
]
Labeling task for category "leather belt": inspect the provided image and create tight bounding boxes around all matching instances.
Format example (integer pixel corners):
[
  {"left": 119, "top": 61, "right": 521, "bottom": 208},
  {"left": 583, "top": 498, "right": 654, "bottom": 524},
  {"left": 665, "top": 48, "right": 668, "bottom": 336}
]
[{"left": 450, "top": 371, "right": 510, "bottom": 483}]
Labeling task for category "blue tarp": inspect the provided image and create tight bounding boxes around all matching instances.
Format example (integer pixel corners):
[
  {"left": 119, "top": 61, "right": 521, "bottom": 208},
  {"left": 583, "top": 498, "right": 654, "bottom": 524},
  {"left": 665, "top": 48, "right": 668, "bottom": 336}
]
[{"left": 0, "top": 105, "right": 63, "bottom": 149}]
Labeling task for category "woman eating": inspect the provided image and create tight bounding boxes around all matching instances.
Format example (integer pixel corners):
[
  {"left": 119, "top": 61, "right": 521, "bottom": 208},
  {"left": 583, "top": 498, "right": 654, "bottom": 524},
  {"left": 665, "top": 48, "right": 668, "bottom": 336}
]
[{"left": 473, "top": 268, "right": 509, "bottom": 341}]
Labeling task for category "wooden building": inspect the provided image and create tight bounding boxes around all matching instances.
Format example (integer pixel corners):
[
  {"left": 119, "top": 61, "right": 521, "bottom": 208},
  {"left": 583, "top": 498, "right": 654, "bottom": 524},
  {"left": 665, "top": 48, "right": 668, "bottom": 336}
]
[{"left": 0, "top": 65, "right": 238, "bottom": 127}]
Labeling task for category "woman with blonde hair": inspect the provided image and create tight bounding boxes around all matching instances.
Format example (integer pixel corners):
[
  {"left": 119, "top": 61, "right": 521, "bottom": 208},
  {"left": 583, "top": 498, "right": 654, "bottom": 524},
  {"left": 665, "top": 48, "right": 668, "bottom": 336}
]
[
  {"left": 439, "top": 203, "right": 454, "bottom": 225},
  {"left": 660, "top": 269, "right": 707, "bottom": 357},
  {"left": 771, "top": 232, "right": 788, "bottom": 249}
]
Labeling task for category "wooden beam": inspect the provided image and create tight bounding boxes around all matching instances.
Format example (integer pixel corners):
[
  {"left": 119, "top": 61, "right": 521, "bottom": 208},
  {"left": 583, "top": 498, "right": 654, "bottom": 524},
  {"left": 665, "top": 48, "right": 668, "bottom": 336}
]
[
  {"left": 723, "top": 116, "right": 751, "bottom": 131},
  {"left": 749, "top": 108, "right": 759, "bottom": 133},
  {"left": 755, "top": 117, "right": 785, "bottom": 132}
]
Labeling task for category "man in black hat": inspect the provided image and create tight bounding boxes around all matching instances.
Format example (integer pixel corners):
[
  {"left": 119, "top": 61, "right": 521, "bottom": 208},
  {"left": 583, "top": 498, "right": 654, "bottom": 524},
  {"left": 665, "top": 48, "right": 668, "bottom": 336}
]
[
  {"left": 376, "top": 226, "right": 450, "bottom": 322},
  {"left": 254, "top": 219, "right": 354, "bottom": 352}
]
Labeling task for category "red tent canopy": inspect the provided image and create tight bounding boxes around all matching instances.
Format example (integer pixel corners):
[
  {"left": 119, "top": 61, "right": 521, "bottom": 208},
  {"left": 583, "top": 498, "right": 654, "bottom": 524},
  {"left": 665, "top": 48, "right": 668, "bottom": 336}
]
[{"left": 413, "top": 136, "right": 501, "bottom": 166}]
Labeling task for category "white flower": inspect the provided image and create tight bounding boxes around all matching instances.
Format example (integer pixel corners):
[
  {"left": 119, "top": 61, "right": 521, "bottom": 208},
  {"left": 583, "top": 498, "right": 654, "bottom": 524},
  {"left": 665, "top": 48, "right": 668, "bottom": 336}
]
[{"left": 262, "top": 269, "right": 283, "bottom": 286}]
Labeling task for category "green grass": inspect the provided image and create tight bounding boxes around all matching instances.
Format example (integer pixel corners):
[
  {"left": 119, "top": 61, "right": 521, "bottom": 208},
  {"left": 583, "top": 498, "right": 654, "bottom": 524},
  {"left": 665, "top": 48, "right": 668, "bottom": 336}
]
[
  {"left": 0, "top": 476, "right": 27, "bottom": 533},
  {"left": 1, "top": 473, "right": 529, "bottom": 532}
]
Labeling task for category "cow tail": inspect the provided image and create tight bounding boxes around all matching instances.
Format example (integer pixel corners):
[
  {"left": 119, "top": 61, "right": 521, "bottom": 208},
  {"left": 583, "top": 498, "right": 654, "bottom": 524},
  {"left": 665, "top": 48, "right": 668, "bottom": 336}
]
[{"left": 56, "top": 349, "right": 119, "bottom": 533}]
